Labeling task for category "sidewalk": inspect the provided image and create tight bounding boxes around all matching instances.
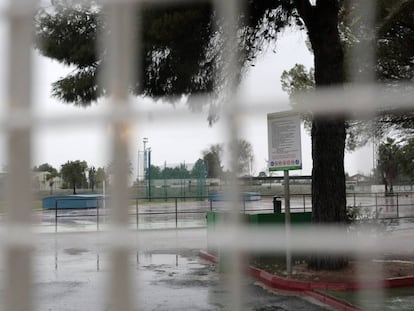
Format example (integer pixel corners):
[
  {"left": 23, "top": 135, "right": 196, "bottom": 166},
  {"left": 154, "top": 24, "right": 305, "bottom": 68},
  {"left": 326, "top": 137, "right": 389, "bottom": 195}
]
[{"left": 200, "top": 226, "right": 414, "bottom": 311}]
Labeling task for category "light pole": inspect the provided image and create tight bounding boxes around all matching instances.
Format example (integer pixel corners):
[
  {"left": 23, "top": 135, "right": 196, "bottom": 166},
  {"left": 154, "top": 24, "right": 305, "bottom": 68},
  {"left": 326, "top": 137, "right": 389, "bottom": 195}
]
[
  {"left": 143, "top": 137, "right": 149, "bottom": 198},
  {"left": 147, "top": 147, "right": 152, "bottom": 201}
]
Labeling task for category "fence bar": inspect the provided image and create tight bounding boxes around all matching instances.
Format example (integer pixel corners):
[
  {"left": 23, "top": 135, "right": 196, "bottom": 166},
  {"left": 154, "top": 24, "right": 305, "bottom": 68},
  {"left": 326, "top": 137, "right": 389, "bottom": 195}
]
[
  {"left": 103, "top": 2, "right": 138, "bottom": 310},
  {"left": 396, "top": 193, "right": 399, "bottom": 218},
  {"left": 55, "top": 200, "right": 58, "bottom": 232},
  {"left": 214, "top": 0, "right": 245, "bottom": 309},
  {"left": 5, "top": 2, "right": 35, "bottom": 311}
]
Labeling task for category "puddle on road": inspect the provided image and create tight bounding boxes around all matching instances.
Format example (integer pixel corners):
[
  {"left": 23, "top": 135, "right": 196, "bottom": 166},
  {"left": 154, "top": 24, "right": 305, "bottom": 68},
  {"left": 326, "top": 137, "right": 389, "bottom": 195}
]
[{"left": 63, "top": 248, "right": 89, "bottom": 255}]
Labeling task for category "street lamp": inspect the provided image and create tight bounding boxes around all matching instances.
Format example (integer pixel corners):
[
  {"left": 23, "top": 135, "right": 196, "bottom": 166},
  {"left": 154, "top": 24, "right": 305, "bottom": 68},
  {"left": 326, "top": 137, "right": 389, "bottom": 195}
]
[{"left": 143, "top": 138, "right": 149, "bottom": 199}]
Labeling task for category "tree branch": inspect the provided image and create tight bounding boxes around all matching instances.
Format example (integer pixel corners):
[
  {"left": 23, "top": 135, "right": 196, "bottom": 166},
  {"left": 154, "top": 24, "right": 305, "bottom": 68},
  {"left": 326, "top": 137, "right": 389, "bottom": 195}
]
[
  {"left": 294, "top": 0, "right": 313, "bottom": 27},
  {"left": 378, "top": 0, "right": 414, "bottom": 36}
]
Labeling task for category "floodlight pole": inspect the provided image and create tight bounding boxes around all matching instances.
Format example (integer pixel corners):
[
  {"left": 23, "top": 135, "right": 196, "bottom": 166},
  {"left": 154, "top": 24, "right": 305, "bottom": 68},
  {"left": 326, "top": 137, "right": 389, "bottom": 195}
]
[
  {"left": 147, "top": 148, "right": 151, "bottom": 202},
  {"left": 143, "top": 137, "right": 148, "bottom": 199},
  {"left": 284, "top": 169, "right": 292, "bottom": 275}
]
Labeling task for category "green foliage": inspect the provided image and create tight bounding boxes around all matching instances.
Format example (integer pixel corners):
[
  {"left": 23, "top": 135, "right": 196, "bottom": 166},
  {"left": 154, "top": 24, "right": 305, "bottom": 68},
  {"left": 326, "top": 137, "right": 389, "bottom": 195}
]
[
  {"left": 202, "top": 144, "right": 223, "bottom": 178},
  {"left": 230, "top": 139, "right": 254, "bottom": 175},
  {"left": 149, "top": 165, "right": 162, "bottom": 179},
  {"left": 191, "top": 159, "right": 207, "bottom": 179},
  {"left": 34, "top": 163, "right": 60, "bottom": 194},
  {"left": 35, "top": 1, "right": 215, "bottom": 104},
  {"left": 95, "top": 167, "right": 107, "bottom": 189},
  {"left": 397, "top": 138, "right": 414, "bottom": 181},
  {"left": 35, "top": 2, "right": 102, "bottom": 105},
  {"left": 378, "top": 138, "right": 400, "bottom": 194},
  {"left": 60, "top": 160, "right": 88, "bottom": 194},
  {"left": 34, "top": 0, "right": 297, "bottom": 107},
  {"left": 281, "top": 1, "right": 414, "bottom": 150},
  {"left": 280, "top": 64, "right": 314, "bottom": 100},
  {"left": 88, "top": 166, "right": 96, "bottom": 191},
  {"left": 201, "top": 140, "right": 254, "bottom": 177},
  {"left": 280, "top": 64, "right": 376, "bottom": 151},
  {"left": 33, "top": 163, "right": 58, "bottom": 174},
  {"left": 376, "top": 0, "right": 414, "bottom": 82},
  {"left": 164, "top": 163, "right": 190, "bottom": 179},
  {"left": 148, "top": 163, "right": 190, "bottom": 179}
]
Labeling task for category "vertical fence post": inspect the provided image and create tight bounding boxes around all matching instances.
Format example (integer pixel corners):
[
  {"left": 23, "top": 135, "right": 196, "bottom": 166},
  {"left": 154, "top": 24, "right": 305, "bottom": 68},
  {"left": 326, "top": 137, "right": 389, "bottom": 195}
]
[
  {"left": 375, "top": 193, "right": 378, "bottom": 219},
  {"left": 175, "top": 197, "right": 178, "bottom": 228},
  {"left": 353, "top": 192, "right": 356, "bottom": 208},
  {"left": 210, "top": 199, "right": 213, "bottom": 211},
  {"left": 396, "top": 193, "right": 399, "bottom": 218},
  {"left": 96, "top": 198, "right": 100, "bottom": 231},
  {"left": 55, "top": 199, "right": 58, "bottom": 233},
  {"left": 97, "top": 198, "right": 100, "bottom": 232},
  {"left": 303, "top": 194, "right": 306, "bottom": 212}
]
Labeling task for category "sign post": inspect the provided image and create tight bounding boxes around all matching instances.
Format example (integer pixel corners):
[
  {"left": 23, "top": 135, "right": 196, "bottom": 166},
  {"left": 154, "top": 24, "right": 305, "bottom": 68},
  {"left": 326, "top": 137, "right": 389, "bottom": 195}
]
[{"left": 267, "top": 111, "right": 302, "bottom": 275}]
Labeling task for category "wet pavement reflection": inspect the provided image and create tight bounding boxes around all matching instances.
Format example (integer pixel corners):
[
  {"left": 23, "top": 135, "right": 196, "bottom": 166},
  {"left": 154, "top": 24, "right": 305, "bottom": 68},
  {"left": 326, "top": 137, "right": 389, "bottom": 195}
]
[{"left": 25, "top": 245, "right": 327, "bottom": 310}]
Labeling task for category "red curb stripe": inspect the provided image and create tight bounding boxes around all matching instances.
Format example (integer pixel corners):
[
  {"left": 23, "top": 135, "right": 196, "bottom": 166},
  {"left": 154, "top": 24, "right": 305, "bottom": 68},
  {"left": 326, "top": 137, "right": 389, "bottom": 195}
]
[
  {"left": 199, "top": 250, "right": 219, "bottom": 264},
  {"left": 198, "top": 250, "right": 414, "bottom": 311},
  {"left": 384, "top": 276, "right": 414, "bottom": 288},
  {"left": 199, "top": 251, "right": 414, "bottom": 290}
]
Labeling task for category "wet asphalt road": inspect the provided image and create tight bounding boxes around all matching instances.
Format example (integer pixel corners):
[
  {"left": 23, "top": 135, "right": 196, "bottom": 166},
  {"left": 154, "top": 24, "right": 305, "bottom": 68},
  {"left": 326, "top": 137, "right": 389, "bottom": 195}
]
[{"left": 26, "top": 245, "right": 327, "bottom": 311}]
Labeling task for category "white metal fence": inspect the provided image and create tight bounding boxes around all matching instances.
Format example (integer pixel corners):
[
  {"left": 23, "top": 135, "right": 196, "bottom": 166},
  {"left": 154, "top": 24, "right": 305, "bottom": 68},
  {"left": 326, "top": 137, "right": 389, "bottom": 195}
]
[{"left": 1, "top": 0, "right": 414, "bottom": 310}]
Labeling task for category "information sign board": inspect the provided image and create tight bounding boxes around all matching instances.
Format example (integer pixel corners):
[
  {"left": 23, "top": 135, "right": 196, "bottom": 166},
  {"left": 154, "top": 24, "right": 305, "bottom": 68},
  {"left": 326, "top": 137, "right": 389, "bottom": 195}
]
[{"left": 267, "top": 111, "right": 302, "bottom": 171}]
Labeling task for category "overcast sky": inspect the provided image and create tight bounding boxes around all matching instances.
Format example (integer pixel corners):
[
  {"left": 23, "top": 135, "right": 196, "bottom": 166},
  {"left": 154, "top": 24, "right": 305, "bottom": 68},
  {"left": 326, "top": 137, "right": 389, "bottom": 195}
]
[{"left": 0, "top": 24, "right": 374, "bottom": 178}]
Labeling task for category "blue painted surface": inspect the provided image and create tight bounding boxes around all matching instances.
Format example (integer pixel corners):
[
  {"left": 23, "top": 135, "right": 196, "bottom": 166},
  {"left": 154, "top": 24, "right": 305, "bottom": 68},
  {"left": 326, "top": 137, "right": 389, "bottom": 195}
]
[
  {"left": 208, "top": 192, "right": 261, "bottom": 202},
  {"left": 42, "top": 194, "right": 104, "bottom": 209}
]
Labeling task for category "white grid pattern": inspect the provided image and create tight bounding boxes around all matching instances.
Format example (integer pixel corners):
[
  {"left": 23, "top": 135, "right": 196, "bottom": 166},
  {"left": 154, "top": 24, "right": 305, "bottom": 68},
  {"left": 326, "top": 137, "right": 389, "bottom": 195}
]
[{"left": 1, "top": 0, "right": 413, "bottom": 310}]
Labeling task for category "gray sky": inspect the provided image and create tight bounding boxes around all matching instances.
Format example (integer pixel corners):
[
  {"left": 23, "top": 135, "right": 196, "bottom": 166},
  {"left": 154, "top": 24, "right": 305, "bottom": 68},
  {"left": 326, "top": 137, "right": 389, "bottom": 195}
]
[{"left": 1, "top": 26, "right": 374, "bottom": 178}]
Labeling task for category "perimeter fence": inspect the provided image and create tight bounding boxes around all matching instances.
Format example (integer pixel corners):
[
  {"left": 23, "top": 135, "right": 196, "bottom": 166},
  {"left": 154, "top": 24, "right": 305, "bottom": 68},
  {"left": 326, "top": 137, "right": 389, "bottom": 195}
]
[{"left": 43, "top": 191, "right": 414, "bottom": 232}]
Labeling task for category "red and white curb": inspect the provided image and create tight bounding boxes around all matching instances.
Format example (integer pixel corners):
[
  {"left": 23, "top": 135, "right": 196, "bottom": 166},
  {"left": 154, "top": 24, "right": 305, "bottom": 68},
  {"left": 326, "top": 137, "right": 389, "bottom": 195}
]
[{"left": 199, "top": 250, "right": 414, "bottom": 311}]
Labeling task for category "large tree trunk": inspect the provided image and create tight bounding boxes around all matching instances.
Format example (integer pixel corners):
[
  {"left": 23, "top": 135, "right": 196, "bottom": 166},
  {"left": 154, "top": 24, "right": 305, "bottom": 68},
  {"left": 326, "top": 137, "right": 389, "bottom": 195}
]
[
  {"left": 296, "top": 0, "right": 348, "bottom": 270},
  {"left": 308, "top": 118, "right": 347, "bottom": 270}
]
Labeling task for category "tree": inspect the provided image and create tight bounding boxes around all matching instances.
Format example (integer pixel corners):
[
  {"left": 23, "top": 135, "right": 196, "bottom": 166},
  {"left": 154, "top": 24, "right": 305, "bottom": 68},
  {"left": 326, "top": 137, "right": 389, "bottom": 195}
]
[
  {"left": 398, "top": 138, "right": 414, "bottom": 182},
  {"left": 202, "top": 144, "right": 223, "bottom": 178},
  {"left": 33, "top": 163, "right": 58, "bottom": 173},
  {"left": 281, "top": 63, "right": 314, "bottom": 100},
  {"left": 230, "top": 139, "right": 254, "bottom": 176},
  {"left": 95, "top": 167, "right": 107, "bottom": 189},
  {"left": 60, "top": 160, "right": 88, "bottom": 194},
  {"left": 281, "top": 2, "right": 414, "bottom": 145},
  {"left": 160, "top": 164, "right": 190, "bottom": 179},
  {"left": 149, "top": 165, "right": 162, "bottom": 180},
  {"left": 36, "top": 1, "right": 365, "bottom": 270},
  {"left": 34, "top": 163, "right": 60, "bottom": 194},
  {"left": 378, "top": 138, "right": 400, "bottom": 194},
  {"left": 88, "top": 166, "right": 96, "bottom": 192},
  {"left": 281, "top": 63, "right": 377, "bottom": 152},
  {"left": 35, "top": 1, "right": 215, "bottom": 105},
  {"left": 292, "top": 1, "right": 348, "bottom": 270},
  {"left": 191, "top": 159, "right": 207, "bottom": 179},
  {"left": 45, "top": 170, "right": 59, "bottom": 195}
]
